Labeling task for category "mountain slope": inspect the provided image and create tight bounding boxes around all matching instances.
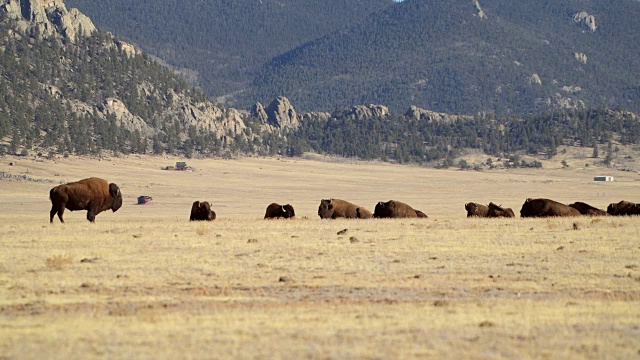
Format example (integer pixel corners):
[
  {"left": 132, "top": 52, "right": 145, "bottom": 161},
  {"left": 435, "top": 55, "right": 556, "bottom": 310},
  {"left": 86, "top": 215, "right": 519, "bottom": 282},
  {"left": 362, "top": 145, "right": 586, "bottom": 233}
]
[
  {"left": 250, "top": 0, "right": 640, "bottom": 114},
  {"left": 63, "top": 0, "right": 394, "bottom": 104},
  {"left": 0, "top": 0, "right": 248, "bottom": 157}
]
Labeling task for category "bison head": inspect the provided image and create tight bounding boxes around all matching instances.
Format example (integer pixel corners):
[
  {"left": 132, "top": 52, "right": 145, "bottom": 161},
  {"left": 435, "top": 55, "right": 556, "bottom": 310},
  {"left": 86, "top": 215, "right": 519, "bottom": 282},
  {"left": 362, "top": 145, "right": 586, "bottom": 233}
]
[
  {"left": 318, "top": 199, "right": 334, "bottom": 219},
  {"left": 373, "top": 201, "right": 394, "bottom": 218},
  {"left": 520, "top": 198, "right": 533, "bottom": 217},
  {"left": 281, "top": 204, "right": 296, "bottom": 219},
  {"left": 109, "top": 183, "right": 123, "bottom": 212},
  {"left": 465, "top": 202, "right": 477, "bottom": 216}
]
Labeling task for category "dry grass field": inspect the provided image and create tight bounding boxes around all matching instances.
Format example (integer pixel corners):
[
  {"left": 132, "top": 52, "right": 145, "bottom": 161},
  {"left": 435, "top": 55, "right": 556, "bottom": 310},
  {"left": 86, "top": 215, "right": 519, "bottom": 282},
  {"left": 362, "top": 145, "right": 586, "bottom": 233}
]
[{"left": 1, "top": 154, "right": 639, "bottom": 359}]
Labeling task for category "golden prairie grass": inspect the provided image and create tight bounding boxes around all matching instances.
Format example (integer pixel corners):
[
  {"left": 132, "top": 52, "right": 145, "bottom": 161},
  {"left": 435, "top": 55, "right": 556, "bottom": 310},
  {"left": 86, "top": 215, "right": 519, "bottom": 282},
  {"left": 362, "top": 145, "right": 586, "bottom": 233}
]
[
  {"left": 0, "top": 155, "right": 639, "bottom": 359},
  {"left": 44, "top": 254, "right": 73, "bottom": 270}
]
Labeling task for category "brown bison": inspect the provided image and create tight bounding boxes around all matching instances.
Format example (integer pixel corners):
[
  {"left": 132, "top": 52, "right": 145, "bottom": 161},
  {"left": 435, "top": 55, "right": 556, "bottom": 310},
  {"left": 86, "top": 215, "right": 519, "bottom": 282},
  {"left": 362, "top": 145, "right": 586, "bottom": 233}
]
[
  {"left": 190, "top": 201, "right": 216, "bottom": 221},
  {"left": 318, "top": 199, "right": 373, "bottom": 219},
  {"left": 49, "top": 177, "right": 122, "bottom": 223},
  {"left": 373, "top": 200, "right": 427, "bottom": 218},
  {"left": 607, "top": 201, "right": 640, "bottom": 216},
  {"left": 520, "top": 198, "right": 581, "bottom": 218},
  {"left": 465, "top": 202, "right": 489, "bottom": 217},
  {"left": 569, "top": 202, "right": 608, "bottom": 216},
  {"left": 487, "top": 202, "right": 515, "bottom": 218},
  {"left": 415, "top": 210, "right": 429, "bottom": 218},
  {"left": 264, "top": 203, "right": 296, "bottom": 219}
]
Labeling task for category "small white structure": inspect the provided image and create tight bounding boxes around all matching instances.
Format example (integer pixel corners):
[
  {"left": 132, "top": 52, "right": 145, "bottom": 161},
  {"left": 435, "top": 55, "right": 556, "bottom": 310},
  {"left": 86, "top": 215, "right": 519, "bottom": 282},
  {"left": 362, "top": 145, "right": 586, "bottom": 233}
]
[{"left": 594, "top": 176, "right": 614, "bottom": 182}]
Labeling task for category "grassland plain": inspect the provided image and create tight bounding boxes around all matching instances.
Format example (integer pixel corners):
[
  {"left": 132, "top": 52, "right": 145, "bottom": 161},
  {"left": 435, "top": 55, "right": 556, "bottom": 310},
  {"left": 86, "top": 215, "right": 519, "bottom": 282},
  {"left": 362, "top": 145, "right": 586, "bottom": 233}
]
[{"left": 0, "top": 155, "right": 639, "bottom": 359}]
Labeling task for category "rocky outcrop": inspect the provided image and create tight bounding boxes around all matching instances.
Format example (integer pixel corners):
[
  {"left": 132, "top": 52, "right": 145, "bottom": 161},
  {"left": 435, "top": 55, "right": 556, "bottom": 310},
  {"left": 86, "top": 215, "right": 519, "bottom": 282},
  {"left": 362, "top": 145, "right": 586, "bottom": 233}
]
[
  {"left": 98, "top": 98, "right": 155, "bottom": 137},
  {"left": 177, "top": 101, "right": 246, "bottom": 137},
  {"left": 340, "top": 104, "right": 390, "bottom": 121},
  {"left": 529, "top": 73, "right": 542, "bottom": 86},
  {"left": 536, "top": 94, "right": 586, "bottom": 110},
  {"left": 574, "top": 52, "right": 588, "bottom": 64},
  {"left": 472, "top": 0, "right": 487, "bottom": 19},
  {"left": 1, "top": 0, "right": 96, "bottom": 41},
  {"left": 404, "top": 106, "right": 472, "bottom": 123},
  {"left": 252, "top": 96, "right": 300, "bottom": 130},
  {"left": 573, "top": 12, "right": 597, "bottom": 32},
  {"left": 265, "top": 96, "right": 299, "bottom": 129},
  {"left": 251, "top": 102, "right": 269, "bottom": 124},
  {"left": 301, "top": 111, "right": 331, "bottom": 122},
  {"left": 115, "top": 40, "right": 139, "bottom": 58}
]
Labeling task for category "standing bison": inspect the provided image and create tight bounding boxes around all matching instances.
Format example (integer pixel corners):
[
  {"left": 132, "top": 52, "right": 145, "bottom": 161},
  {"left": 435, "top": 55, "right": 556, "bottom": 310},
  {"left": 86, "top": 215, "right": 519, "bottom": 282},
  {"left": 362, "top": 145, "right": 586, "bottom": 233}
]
[
  {"left": 318, "top": 199, "right": 373, "bottom": 219},
  {"left": 520, "top": 198, "right": 581, "bottom": 217},
  {"left": 607, "top": 201, "right": 640, "bottom": 216},
  {"left": 374, "top": 200, "right": 427, "bottom": 218},
  {"left": 465, "top": 202, "right": 489, "bottom": 217},
  {"left": 264, "top": 203, "right": 296, "bottom": 219},
  {"left": 569, "top": 202, "right": 608, "bottom": 216},
  {"left": 487, "top": 202, "right": 515, "bottom": 218},
  {"left": 190, "top": 201, "right": 216, "bottom": 221},
  {"left": 49, "top": 177, "right": 122, "bottom": 223}
]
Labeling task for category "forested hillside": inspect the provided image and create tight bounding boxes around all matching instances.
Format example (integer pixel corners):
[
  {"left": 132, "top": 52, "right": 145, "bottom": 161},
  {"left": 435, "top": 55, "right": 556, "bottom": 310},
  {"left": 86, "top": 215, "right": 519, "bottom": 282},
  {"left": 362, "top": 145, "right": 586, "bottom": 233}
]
[
  {"left": 0, "top": 5, "right": 250, "bottom": 158},
  {"left": 251, "top": 0, "right": 640, "bottom": 114},
  {"left": 2, "top": 0, "right": 640, "bottom": 171},
  {"left": 64, "top": 0, "right": 394, "bottom": 103},
  {"left": 63, "top": 0, "right": 640, "bottom": 114},
  {"left": 288, "top": 108, "right": 640, "bottom": 167}
]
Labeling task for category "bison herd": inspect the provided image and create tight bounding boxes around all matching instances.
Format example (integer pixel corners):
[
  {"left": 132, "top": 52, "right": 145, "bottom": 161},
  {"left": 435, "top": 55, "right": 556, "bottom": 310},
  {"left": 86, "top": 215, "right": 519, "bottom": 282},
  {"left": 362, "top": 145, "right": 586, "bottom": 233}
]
[{"left": 49, "top": 177, "right": 640, "bottom": 223}]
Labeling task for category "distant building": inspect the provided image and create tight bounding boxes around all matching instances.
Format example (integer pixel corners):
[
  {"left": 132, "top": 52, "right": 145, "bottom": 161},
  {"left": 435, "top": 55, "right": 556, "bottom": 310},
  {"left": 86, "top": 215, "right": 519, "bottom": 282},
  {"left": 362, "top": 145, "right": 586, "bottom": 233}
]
[
  {"left": 594, "top": 176, "right": 614, "bottom": 182},
  {"left": 162, "top": 161, "right": 192, "bottom": 171},
  {"left": 175, "top": 162, "right": 189, "bottom": 171}
]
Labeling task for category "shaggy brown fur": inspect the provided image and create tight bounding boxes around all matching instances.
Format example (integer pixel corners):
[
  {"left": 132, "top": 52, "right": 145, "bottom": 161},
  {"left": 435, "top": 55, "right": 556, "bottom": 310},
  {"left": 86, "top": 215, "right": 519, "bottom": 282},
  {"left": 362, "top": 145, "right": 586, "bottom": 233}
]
[
  {"left": 415, "top": 210, "right": 429, "bottom": 218},
  {"left": 520, "top": 198, "right": 581, "bottom": 218},
  {"left": 190, "top": 201, "right": 216, "bottom": 221},
  {"left": 318, "top": 199, "right": 372, "bottom": 219},
  {"left": 465, "top": 202, "right": 489, "bottom": 217},
  {"left": 607, "top": 201, "right": 640, "bottom": 216},
  {"left": 264, "top": 203, "right": 296, "bottom": 219},
  {"left": 487, "top": 202, "right": 515, "bottom": 218},
  {"left": 49, "top": 177, "right": 122, "bottom": 223},
  {"left": 374, "top": 200, "right": 425, "bottom": 219},
  {"left": 569, "top": 202, "right": 608, "bottom": 216}
]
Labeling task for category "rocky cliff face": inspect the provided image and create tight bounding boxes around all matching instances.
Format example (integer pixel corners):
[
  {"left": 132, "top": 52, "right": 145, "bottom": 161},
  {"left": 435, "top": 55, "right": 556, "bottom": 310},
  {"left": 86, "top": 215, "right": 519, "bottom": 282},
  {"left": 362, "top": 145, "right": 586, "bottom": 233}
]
[
  {"left": 340, "top": 104, "right": 390, "bottom": 121},
  {"left": 404, "top": 106, "right": 472, "bottom": 123},
  {"left": 0, "top": 0, "right": 96, "bottom": 41},
  {"left": 573, "top": 11, "right": 597, "bottom": 33},
  {"left": 251, "top": 96, "right": 300, "bottom": 131}
]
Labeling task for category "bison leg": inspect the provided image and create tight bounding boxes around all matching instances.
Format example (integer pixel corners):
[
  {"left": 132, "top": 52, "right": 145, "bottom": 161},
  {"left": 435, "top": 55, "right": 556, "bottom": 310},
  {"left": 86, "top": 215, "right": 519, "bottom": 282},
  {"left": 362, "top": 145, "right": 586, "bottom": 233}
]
[
  {"left": 86, "top": 203, "right": 101, "bottom": 222},
  {"left": 50, "top": 204, "right": 65, "bottom": 223}
]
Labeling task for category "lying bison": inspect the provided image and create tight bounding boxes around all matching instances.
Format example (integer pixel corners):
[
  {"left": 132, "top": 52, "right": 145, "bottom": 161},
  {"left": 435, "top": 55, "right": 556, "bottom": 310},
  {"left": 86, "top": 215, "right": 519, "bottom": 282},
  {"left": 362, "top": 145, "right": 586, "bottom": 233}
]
[
  {"left": 465, "top": 202, "right": 489, "bottom": 217},
  {"left": 607, "top": 201, "right": 640, "bottom": 216},
  {"left": 520, "top": 198, "right": 581, "bottom": 217},
  {"left": 569, "top": 202, "right": 607, "bottom": 216},
  {"left": 374, "top": 200, "right": 427, "bottom": 218},
  {"left": 318, "top": 199, "right": 372, "bottom": 219},
  {"left": 487, "top": 202, "right": 515, "bottom": 218},
  {"left": 264, "top": 203, "right": 296, "bottom": 219},
  {"left": 49, "top": 177, "right": 122, "bottom": 223},
  {"left": 190, "top": 201, "right": 216, "bottom": 221}
]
